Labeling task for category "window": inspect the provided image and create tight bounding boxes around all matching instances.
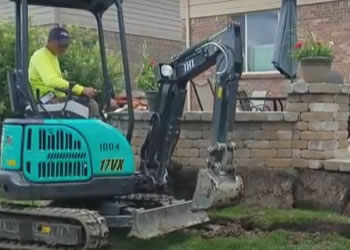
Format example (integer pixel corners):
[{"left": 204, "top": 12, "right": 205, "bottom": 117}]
[{"left": 232, "top": 10, "right": 279, "bottom": 74}]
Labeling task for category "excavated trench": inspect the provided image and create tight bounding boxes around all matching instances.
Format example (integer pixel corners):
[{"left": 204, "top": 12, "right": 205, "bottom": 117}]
[
  {"left": 185, "top": 216, "right": 350, "bottom": 239},
  {"left": 166, "top": 164, "right": 350, "bottom": 240}
]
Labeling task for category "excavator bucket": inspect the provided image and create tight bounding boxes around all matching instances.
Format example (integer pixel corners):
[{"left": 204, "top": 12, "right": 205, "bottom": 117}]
[
  {"left": 192, "top": 168, "right": 244, "bottom": 210},
  {"left": 128, "top": 200, "right": 209, "bottom": 239}
]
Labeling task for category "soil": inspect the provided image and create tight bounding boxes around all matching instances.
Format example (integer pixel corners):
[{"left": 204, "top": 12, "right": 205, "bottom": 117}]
[
  {"left": 185, "top": 217, "right": 265, "bottom": 238},
  {"left": 186, "top": 216, "right": 350, "bottom": 239},
  {"left": 286, "top": 231, "right": 321, "bottom": 245},
  {"left": 268, "top": 221, "right": 350, "bottom": 238}
]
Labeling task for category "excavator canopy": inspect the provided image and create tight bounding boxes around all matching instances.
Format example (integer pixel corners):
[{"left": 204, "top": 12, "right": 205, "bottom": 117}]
[{"left": 11, "top": 0, "right": 114, "bottom": 14}]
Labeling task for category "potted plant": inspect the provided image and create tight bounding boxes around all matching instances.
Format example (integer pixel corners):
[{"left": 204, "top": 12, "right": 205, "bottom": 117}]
[
  {"left": 136, "top": 42, "right": 159, "bottom": 111},
  {"left": 292, "top": 32, "right": 334, "bottom": 83}
]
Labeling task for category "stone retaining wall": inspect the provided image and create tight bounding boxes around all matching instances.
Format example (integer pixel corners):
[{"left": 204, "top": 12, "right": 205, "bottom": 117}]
[{"left": 110, "top": 82, "right": 350, "bottom": 171}]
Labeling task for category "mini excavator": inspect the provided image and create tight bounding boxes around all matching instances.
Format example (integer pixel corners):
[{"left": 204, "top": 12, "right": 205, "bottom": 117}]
[{"left": 0, "top": 0, "right": 244, "bottom": 249}]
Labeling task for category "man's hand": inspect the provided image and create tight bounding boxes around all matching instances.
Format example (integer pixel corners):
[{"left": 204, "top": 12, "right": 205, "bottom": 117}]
[
  {"left": 82, "top": 87, "right": 98, "bottom": 98},
  {"left": 110, "top": 98, "right": 118, "bottom": 109}
]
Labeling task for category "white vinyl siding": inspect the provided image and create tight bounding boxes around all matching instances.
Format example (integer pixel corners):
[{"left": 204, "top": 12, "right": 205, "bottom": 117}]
[
  {"left": 0, "top": 0, "right": 55, "bottom": 24},
  {"left": 58, "top": 0, "right": 182, "bottom": 41},
  {"left": 181, "top": 0, "right": 338, "bottom": 18},
  {"left": 0, "top": 0, "right": 182, "bottom": 41}
]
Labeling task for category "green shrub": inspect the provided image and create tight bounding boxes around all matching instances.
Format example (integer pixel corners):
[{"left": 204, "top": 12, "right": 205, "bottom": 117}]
[
  {"left": 0, "top": 21, "right": 124, "bottom": 119},
  {"left": 0, "top": 20, "right": 46, "bottom": 118},
  {"left": 0, "top": 21, "right": 15, "bottom": 117},
  {"left": 60, "top": 25, "right": 124, "bottom": 93},
  {"left": 135, "top": 41, "right": 158, "bottom": 91}
]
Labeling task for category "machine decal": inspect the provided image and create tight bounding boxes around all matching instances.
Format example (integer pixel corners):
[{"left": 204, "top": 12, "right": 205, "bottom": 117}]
[
  {"left": 100, "top": 143, "right": 120, "bottom": 152},
  {"left": 217, "top": 87, "right": 223, "bottom": 99},
  {"left": 7, "top": 160, "right": 16, "bottom": 167},
  {"left": 40, "top": 225, "right": 52, "bottom": 234},
  {"left": 100, "top": 158, "right": 125, "bottom": 172},
  {"left": 183, "top": 59, "right": 194, "bottom": 72}
]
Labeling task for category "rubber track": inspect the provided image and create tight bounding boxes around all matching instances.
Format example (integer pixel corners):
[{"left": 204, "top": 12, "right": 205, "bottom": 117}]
[{"left": 0, "top": 202, "right": 109, "bottom": 250}]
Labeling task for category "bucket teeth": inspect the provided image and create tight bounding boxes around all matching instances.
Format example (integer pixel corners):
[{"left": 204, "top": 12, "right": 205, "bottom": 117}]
[
  {"left": 128, "top": 200, "right": 209, "bottom": 239},
  {"left": 192, "top": 168, "right": 244, "bottom": 210}
]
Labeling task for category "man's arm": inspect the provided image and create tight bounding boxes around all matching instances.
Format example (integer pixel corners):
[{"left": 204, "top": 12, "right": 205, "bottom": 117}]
[{"left": 30, "top": 55, "right": 84, "bottom": 96}]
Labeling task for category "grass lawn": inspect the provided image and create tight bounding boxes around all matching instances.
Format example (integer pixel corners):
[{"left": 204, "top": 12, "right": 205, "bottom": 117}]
[
  {"left": 109, "top": 231, "right": 350, "bottom": 250},
  {"left": 210, "top": 206, "right": 350, "bottom": 229},
  {"left": 108, "top": 206, "right": 350, "bottom": 250},
  {"left": 3, "top": 198, "right": 350, "bottom": 249}
]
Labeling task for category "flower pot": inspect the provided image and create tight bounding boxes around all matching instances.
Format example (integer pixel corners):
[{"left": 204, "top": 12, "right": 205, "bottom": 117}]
[
  {"left": 300, "top": 56, "right": 332, "bottom": 83},
  {"left": 145, "top": 90, "right": 158, "bottom": 112}
]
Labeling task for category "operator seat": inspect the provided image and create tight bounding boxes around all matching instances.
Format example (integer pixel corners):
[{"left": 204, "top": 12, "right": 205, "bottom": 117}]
[{"left": 7, "top": 71, "right": 89, "bottom": 119}]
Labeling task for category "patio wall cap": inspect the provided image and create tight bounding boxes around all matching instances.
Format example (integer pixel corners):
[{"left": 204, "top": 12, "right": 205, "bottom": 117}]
[
  {"left": 109, "top": 111, "right": 299, "bottom": 123},
  {"left": 286, "top": 81, "right": 350, "bottom": 94}
]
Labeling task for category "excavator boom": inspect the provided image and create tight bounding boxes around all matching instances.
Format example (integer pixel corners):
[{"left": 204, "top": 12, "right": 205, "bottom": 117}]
[{"left": 139, "top": 21, "right": 244, "bottom": 210}]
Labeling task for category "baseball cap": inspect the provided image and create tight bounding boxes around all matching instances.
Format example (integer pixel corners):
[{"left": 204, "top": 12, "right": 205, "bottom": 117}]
[{"left": 48, "top": 27, "right": 71, "bottom": 46}]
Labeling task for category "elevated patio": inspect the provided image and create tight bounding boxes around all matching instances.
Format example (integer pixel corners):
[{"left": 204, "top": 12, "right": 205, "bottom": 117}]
[{"left": 110, "top": 81, "right": 350, "bottom": 215}]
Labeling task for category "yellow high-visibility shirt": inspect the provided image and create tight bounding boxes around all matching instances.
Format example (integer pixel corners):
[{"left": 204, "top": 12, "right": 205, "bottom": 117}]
[{"left": 28, "top": 47, "right": 84, "bottom": 99}]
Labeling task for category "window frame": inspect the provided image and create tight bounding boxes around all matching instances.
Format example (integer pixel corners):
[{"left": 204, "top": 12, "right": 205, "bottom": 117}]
[{"left": 234, "top": 10, "right": 280, "bottom": 76}]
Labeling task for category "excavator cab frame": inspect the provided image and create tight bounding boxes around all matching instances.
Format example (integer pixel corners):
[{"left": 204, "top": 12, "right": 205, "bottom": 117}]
[{"left": 8, "top": 0, "right": 135, "bottom": 141}]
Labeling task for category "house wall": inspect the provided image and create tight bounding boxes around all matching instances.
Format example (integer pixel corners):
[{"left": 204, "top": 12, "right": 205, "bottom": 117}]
[
  {"left": 0, "top": 0, "right": 182, "bottom": 41},
  {"left": 181, "top": 0, "right": 338, "bottom": 18},
  {"left": 0, "top": 1, "right": 56, "bottom": 23},
  {"left": 57, "top": 0, "right": 185, "bottom": 81},
  {"left": 298, "top": 0, "right": 350, "bottom": 82},
  {"left": 181, "top": 0, "right": 350, "bottom": 111},
  {"left": 58, "top": 0, "right": 182, "bottom": 42},
  {"left": 0, "top": 0, "right": 185, "bottom": 85}
]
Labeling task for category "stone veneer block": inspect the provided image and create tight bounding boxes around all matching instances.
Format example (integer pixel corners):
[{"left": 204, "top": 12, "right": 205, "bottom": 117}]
[
  {"left": 286, "top": 103, "right": 309, "bottom": 112},
  {"left": 309, "top": 103, "right": 339, "bottom": 112},
  {"left": 284, "top": 112, "right": 299, "bottom": 121},
  {"left": 200, "top": 112, "right": 212, "bottom": 121},
  {"left": 293, "top": 82, "right": 309, "bottom": 93},
  {"left": 236, "top": 112, "right": 268, "bottom": 121},
  {"left": 309, "top": 83, "right": 343, "bottom": 93},
  {"left": 183, "top": 112, "right": 201, "bottom": 121},
  {"left": 108, "top": 82, "right": 350, "bottom": 173}
]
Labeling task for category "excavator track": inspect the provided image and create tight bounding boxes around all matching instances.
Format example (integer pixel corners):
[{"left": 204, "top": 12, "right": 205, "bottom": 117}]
[{"left": 0, "top": 202, "right": 109, "bottom": 250}]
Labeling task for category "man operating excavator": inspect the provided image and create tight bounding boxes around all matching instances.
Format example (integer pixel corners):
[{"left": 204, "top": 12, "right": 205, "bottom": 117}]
[{"left": 28, "top": 26, "right": 117, "bottom": 117}]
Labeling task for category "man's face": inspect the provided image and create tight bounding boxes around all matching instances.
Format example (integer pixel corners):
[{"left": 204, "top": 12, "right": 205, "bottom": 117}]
[{"left": 51, "top": 40, "right": 69, "bottom": 56}]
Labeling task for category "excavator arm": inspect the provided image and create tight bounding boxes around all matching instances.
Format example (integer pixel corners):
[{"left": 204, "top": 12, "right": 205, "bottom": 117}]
[{"left": 139, "top": 22, "right": 244, "bottom": 208}]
